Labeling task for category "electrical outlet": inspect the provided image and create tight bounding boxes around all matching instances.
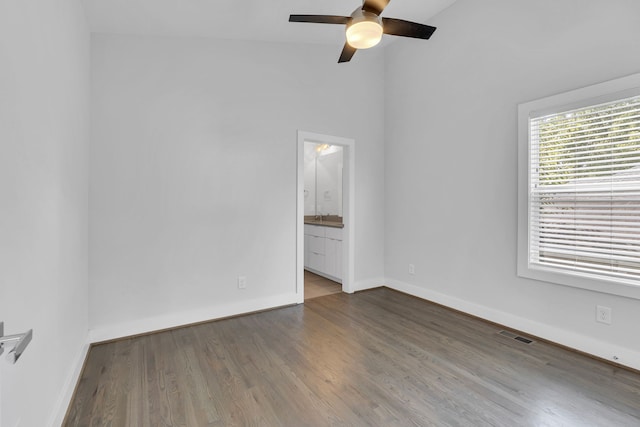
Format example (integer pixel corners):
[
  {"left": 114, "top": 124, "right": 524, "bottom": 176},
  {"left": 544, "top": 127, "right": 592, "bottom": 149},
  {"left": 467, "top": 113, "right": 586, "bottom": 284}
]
[
  {"left": 238, "top": 276, "right": 247, "bottom": 289},
  {"left": 596, "top": 305, "right": 611, "bottom": 325},
  {"left": 408, "top": 264, "right": 415, "bottom": 275}
]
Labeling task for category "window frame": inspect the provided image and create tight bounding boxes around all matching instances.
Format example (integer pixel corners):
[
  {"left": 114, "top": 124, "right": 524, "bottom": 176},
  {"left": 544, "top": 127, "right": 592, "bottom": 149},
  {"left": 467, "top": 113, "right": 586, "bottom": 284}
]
[{"left": 517, "top": 72, "right": 640, "bottom": 300}]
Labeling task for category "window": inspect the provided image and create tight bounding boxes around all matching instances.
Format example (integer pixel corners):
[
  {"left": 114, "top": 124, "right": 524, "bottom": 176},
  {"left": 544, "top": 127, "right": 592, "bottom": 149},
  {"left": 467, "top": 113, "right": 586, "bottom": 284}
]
[{"left": 518, "top": 73, "right": 640, "bottom": 299}]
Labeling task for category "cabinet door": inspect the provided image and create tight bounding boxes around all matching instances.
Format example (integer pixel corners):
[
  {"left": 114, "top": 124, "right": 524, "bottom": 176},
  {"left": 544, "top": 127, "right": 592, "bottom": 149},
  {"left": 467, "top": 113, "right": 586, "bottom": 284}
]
[
  {"left": 305, "top": 224, "right": 326, "bottom": 237},
  {"left": 325, "top": 226, "right": 343, "bottom": 241},
  {"left": 308, "top": 235, "right": 325, "bottom": 255},
  {"left": 325, "top": 238, "right": 337, "bottom": 278}
]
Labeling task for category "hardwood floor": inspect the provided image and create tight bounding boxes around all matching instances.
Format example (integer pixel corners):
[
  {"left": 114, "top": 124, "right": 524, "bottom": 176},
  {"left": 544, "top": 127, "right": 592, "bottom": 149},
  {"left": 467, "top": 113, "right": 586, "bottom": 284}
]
[
  {"left": 304, "top": 270, "right": 342, "bottom": 300},
  {"left": 64, "top": 288, "right": 640, "bottom": 426}
]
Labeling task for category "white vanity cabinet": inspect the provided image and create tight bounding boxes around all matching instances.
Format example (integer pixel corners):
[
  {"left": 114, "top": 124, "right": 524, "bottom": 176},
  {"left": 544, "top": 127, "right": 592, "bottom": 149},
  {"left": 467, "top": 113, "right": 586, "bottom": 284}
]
[
  {"left": 304, "top": 224, "right": 343, "bottom": 282},
  {"left": 324, "top": 227, "right": 343, "bottom": 280}
]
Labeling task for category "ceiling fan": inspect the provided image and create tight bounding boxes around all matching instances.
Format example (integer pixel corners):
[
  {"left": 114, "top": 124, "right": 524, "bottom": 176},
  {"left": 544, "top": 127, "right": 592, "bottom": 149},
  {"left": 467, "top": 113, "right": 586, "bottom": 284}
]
[{"left": 289, "top": 0, "right": 437, "bottom": 63}]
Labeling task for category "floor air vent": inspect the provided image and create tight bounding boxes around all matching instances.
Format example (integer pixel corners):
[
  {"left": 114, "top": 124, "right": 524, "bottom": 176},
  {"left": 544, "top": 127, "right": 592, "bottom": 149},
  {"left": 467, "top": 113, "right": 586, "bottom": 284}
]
[{"left": 499, "top": 330, "right": 535, "bottom": 344}]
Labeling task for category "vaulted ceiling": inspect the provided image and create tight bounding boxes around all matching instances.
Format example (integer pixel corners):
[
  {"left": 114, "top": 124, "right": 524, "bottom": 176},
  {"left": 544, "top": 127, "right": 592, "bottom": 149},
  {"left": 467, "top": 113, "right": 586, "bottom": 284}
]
[{"left": 82, "top": 0, "right": 456, "bottom": 45}]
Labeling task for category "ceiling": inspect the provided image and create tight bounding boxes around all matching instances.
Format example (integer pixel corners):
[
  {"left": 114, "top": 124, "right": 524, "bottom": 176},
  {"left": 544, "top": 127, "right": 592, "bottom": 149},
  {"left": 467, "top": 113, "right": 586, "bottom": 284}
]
[{"left": 82, "top": 0, "right": 456, "bottom": 46}]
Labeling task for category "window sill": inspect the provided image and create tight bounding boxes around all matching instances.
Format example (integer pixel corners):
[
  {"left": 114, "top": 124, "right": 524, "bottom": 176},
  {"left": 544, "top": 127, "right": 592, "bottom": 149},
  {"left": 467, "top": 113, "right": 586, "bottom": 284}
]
[{"left": 517, "top": 257, "right": 640, "bottom": 300}]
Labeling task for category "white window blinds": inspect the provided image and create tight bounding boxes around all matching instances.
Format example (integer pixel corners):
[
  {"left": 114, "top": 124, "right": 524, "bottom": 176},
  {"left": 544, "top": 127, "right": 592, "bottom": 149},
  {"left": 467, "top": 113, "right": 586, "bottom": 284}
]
[{"left": 529, "top": 95, "right": 640, "bottom": 285}]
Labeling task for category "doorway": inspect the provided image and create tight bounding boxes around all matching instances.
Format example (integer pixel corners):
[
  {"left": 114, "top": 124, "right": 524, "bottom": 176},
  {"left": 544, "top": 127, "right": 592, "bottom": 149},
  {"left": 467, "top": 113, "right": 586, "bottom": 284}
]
[{"left": 296, "top": 131, "right": 355, "bottom": 303}]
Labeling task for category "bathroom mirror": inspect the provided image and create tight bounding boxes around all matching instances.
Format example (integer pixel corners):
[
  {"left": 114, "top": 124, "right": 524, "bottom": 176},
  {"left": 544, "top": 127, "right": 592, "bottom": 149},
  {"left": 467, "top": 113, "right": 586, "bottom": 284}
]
[{"left": 304, "top": 142, "right": 343, "bottom": 217}]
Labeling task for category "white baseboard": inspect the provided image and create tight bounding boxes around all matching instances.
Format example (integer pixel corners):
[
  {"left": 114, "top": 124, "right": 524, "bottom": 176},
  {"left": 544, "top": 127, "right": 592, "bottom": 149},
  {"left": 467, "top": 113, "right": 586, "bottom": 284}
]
[
  {"left": 88, "top": 293, "right": 299, "bottom": 343},
  {"left": 352, "top": 277, "right": 385, "bottom": 292},
  {"left": 48, "top": 341, "right": 90, "bottom": 427},
  {"left": 385, "top": 278, "right": 640, "bottom": 372}
]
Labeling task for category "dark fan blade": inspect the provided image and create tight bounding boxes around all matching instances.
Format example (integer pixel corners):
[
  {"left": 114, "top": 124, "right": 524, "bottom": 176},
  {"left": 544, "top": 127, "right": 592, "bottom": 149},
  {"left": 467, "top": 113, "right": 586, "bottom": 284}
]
[
  {"left": 382, "top": 18, "right": 436, "bottom": 39},
  {"left": 362, "top": 0, "right": 390, "bottom": 16},
  {"left": 289, "top": 15, "right": 350, "bottom": 25},
  {"left": 338, "top": 43, "right": 357, "bottom": 63}
]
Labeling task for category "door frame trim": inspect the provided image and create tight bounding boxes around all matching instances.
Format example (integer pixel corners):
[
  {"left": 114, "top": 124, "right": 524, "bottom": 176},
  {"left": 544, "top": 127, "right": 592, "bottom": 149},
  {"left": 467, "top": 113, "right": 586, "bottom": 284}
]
[{"left": 296, "top": 130, "right": 355, "bottom": 303}]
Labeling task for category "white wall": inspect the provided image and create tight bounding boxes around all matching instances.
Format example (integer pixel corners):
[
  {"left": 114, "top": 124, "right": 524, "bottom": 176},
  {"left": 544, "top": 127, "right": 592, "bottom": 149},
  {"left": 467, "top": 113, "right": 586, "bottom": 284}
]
[
  {"left": 89, "top": 35, "right": 385, "bottom": 339},
  {"left": 384, "top": 0, "right": 640, "bottom": 370},
  {"left": 0, "top": 1, "right": 90, "bottom": 426}
]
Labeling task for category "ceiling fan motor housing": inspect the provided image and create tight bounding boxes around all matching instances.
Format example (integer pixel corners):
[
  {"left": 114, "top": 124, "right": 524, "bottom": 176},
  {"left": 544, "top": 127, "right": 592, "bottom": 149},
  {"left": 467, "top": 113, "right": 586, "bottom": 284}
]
[{"left": 346, "top": 8, "right": 383, "bottom": 49}]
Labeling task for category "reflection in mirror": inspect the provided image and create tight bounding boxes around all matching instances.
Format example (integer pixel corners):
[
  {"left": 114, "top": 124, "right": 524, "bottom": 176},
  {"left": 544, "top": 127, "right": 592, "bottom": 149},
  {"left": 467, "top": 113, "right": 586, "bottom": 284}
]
[{"left": 304, "top": 142, "right": 343, "bottom": 218}]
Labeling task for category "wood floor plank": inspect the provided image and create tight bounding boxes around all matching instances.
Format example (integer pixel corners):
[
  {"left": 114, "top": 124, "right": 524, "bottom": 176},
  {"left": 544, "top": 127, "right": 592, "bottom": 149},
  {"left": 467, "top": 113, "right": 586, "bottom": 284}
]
[
  {"left": 304, "top": 270, "right": 342, "bottom": 300},
  {"left": 64, "top": 288, "right": 640, "bottom": 426}
]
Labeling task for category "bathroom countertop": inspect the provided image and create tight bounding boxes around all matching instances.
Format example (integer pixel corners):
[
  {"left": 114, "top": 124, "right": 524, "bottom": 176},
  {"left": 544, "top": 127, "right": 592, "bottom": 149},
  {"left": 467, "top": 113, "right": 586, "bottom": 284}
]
[
  {"left": 304, "top": 216, "right": 344, "bottom": 228},
  {"left": 304, "top": 219, "right": 344, "bottom": 228}
]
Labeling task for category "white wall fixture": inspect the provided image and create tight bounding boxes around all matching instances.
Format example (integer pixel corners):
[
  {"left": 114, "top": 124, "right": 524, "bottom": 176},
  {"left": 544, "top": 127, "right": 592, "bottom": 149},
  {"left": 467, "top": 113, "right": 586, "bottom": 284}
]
[{"left": 0, "top": 323, "right": 33, "bottom": 364}]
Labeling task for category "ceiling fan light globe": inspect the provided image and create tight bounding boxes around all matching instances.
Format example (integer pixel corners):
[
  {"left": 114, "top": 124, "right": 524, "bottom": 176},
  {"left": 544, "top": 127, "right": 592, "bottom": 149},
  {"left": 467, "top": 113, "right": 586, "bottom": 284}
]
[{"left": 346, "top": 20, "right": 383, "bottom": 49}]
